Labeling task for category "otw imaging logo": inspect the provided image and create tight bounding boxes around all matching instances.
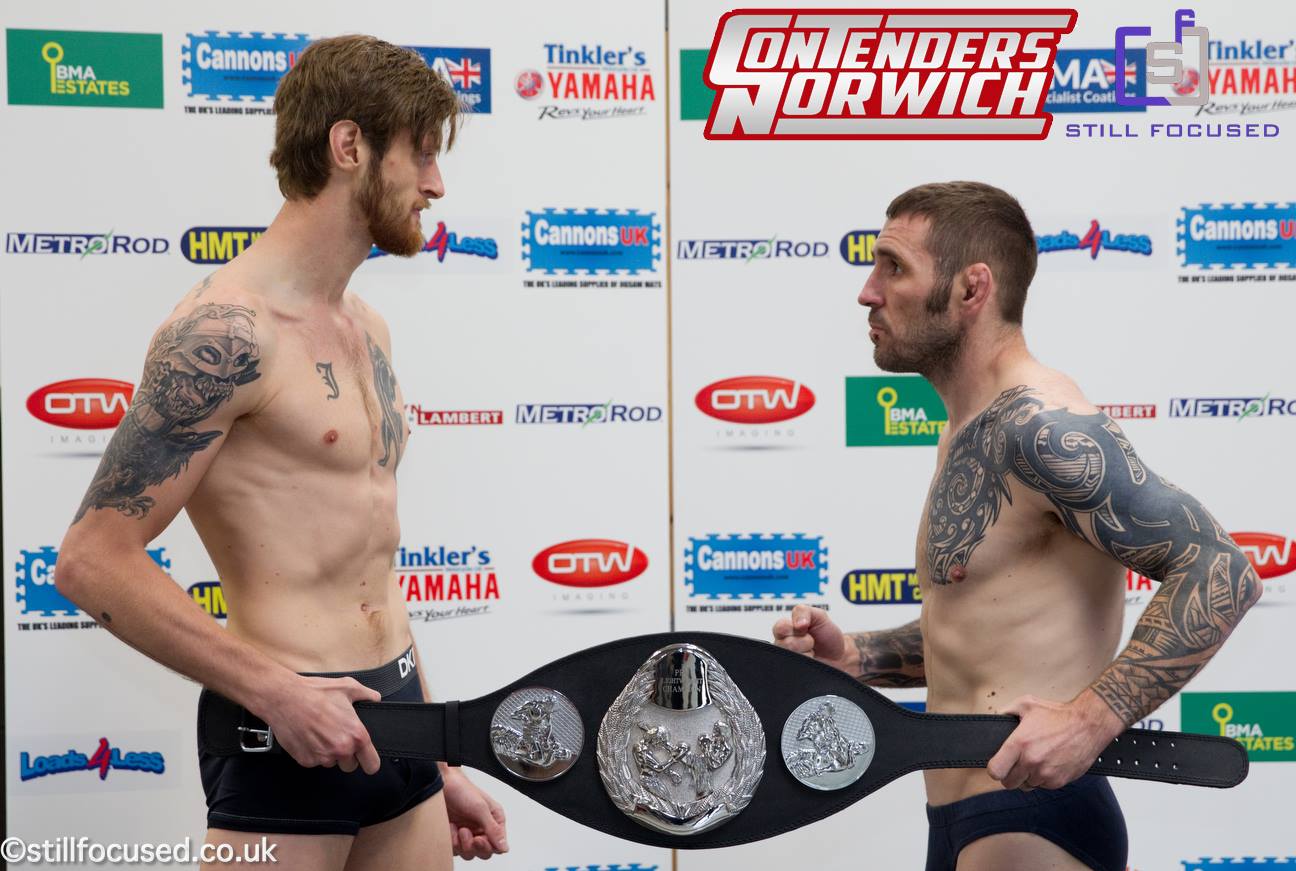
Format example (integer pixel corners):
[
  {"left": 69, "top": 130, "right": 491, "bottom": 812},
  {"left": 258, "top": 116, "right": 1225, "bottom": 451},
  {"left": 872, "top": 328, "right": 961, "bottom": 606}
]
[
  {"left": 27, "top": 379, "right": 133, "bottom": 429},
  {"left": 701, "top": 9, "right": 1075, "bottom": 140}
]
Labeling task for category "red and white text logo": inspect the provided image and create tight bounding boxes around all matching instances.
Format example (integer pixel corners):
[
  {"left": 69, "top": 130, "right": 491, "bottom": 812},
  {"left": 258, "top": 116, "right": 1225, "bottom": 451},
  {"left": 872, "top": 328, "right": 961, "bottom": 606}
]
[
  {"left": 696, "top": 376, "right": 815, "bottom": 424},
  {"left": 1233, "top": 532, "right": 1296, "bottom": 581},
  {"left": 703, "top": 8, "right": 1076, "bottom": 140},
  {"left": 532, "top": 539, "right": 649, "bottom": 587},
  {"left": 27, "top": 379, "right": 134, "bottom": 429}
]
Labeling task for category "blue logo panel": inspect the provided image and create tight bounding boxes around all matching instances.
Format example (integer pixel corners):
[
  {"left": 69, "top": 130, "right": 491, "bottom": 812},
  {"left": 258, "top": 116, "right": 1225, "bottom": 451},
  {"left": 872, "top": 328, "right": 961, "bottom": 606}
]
[
  {"left": 17, "top": 547, "right": 171, "bottom": 616},
  {"left": 522, "top": 209, "right": 660, "bottom": 275},
  {"left": 1178, "top": 203, "right": 1296, "bottom": 269},
  {"left": 409, "top": 47, "right": 491, "bottom": 113},
  {"left": 183, "top": 32, "right": 311, "bottom": 101},
  {"left": 684, "top": 534, "right": 827, "bottom": 599},
  {"left": 1047, "top": 48, "right": 1147, "bottom": 113}
]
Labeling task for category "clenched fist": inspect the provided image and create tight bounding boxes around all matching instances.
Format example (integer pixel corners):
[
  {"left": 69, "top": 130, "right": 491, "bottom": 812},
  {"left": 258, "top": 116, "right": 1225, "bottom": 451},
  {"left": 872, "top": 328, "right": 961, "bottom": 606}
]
[{"left": 771, "top": 604, "right": 858, "bottom": 675}]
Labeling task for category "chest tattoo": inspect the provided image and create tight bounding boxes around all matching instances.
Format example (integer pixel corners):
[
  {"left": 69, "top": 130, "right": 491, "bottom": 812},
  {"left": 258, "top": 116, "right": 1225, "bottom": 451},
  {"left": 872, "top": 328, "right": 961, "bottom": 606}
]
[{"left": 365, "top": 333, "right": 404, "bottom": 469}]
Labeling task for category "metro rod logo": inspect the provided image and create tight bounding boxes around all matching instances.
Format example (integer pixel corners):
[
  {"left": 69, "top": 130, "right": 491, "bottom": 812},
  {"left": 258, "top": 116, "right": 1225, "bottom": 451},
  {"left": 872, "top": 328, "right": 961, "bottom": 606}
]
[{"left": 702, "top": 9, "right": 1076, "bottom": 140}]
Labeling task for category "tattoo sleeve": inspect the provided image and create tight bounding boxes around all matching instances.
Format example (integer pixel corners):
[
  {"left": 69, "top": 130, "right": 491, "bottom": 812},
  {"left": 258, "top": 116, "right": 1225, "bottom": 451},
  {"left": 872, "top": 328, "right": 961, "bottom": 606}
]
[
  {"left": 850, "top": 620, "right": 926, "bottom": 687},
  {"left": 928, "top": 387, "right": 1262, "bottom": 725},
  {"left": 365, "top": 333, "right": 404, "bottom": 469},
  {"left": 73, "top": 304, "right": 261, "bottom": 522}
]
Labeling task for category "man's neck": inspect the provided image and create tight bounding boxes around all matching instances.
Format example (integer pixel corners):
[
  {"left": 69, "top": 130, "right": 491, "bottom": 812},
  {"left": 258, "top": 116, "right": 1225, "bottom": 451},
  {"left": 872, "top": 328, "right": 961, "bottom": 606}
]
[
  {"left": 247, "top": 193, "right": 374, "bottom": 306},
  {"left": 926, "top": 328, "right": 1033, "bottom": 431}
]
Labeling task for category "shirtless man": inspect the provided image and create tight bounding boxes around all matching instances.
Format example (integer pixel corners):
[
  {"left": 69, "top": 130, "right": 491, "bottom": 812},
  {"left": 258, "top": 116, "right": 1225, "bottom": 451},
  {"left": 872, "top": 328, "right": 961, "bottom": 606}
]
[
  {"left": 54, "top": 36, "right": 506, "bottom": 870},
  {"left": 773, "top": 182, "right": 1261, "bottom": 871}
]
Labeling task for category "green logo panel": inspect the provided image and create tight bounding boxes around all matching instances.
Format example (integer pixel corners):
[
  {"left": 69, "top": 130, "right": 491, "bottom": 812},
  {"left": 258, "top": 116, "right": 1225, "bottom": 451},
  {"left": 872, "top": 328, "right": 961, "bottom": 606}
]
[
  {"left": 845, "top": 376, "right": 948, "bottom": 446},
  {"left": 7, "top": 29, "right": 163, "bottom": 108},
  {"left": 679, "top": 48, "right": 715, "bottom": 121},
  {"left": 1181, "top": 691, "right": 1296, "bottom": 761}
]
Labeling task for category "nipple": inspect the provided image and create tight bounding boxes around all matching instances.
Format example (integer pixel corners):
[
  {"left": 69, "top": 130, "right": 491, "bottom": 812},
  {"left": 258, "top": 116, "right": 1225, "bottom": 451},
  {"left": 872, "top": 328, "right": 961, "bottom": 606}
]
[
  {"left": 949, "top": 565, "right": 967, "bottom": 583},
  {"left": 324, "top": 429, "right": 339, "bottom": 444}
]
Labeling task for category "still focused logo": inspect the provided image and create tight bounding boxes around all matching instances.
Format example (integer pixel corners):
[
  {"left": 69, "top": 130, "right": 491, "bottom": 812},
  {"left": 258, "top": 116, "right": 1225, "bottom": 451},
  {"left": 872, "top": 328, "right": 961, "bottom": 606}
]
[
  {"left": 696, "top": 377, "right": 815, "bottom": 425},
  {"left": 533, "top": 540, "right": 648, "bottom": 587},
  {"left": 1177, "top": 203, "right": 1296, "bottom": 269},
  {"left": 1047, "top": 48, "right": 1147, "bottom": 113},
  {"left": 702, "top": 10, "right": 1075, "bottom": 140},
  {"left": 842, "top": 569, "right": 921, "bottom": 604},
  {"left": 840, "top": 230, "right": 880, "bottom": 266},
  {"left": 19, "top": 737, "right": 165, "bottom": 782},
  {"left": 1115, "top": 9, "right": 1209, "bottom": 107},
  {"left": 27, "top": 379, "right": 133, "bottom": 429},
  {"left": 1037, "top": 220, "right": 1153, "bottom": 258},
  {"left": 181, "top": 227, "right": 265, "bottom": 264},
  {"left": 411, "top": 47, "right": 492, "bottom": 113},
  {"left": 685, "top": 534, "right": 827, "bottom": 599},
  {"left": 7, "top": 29, "right": 164, "bottom": 108},
  {"left": 1181, "top": 692, "right": 1295, "bottom": 760},
  {"left": 522, "top": 209, "right": 659, "bottom": 275},
  {"left": 845, "top": 376, "right": 948, "bottom": 446}
]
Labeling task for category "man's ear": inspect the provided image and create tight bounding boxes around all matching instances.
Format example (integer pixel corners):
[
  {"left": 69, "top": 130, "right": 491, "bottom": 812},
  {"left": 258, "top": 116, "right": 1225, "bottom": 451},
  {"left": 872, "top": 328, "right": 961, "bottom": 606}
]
[
  {"left": 328, "top": 120, "right": 363, "bottom": 174},
  {"left": 959, "top": 262, "right": 994, "bottom": 315}
]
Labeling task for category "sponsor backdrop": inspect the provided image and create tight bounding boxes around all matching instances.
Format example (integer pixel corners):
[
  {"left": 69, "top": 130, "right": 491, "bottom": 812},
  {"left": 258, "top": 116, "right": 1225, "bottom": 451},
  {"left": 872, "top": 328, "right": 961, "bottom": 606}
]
[{"left": 0, "top": 0, "right": 1292, "bottom": 869}]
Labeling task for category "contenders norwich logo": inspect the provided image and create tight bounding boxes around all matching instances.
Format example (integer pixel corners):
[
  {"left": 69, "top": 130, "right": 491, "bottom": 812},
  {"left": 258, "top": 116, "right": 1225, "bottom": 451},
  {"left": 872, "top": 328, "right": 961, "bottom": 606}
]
[
  {"left": 7, "top": 29, "right": 163, "bottom": 108},
  {"left": 845, "top": 376, "right": 948, "bottom": 446},
  {"left": 1182, "top": 692, "right": 1296, "bottom": 761}
]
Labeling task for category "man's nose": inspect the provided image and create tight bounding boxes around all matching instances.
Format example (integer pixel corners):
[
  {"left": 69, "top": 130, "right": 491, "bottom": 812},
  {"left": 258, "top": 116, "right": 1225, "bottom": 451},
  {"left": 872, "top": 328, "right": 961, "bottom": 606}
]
[
  {"left": 422, "top": 161, "right": 445, "bottom": 200},
  {"left": 858, "top": 270, "right": 883, "bottom": 307}
]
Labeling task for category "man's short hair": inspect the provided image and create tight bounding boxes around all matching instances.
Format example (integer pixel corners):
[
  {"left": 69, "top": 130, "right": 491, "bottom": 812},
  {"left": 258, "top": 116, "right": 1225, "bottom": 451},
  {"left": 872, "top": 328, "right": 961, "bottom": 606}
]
[
  {"left": 885, "top": 181, "right": 1037, "bottom": 324},
  {"left": 270, "top": 35, "right": 460, "bottom": 200}
]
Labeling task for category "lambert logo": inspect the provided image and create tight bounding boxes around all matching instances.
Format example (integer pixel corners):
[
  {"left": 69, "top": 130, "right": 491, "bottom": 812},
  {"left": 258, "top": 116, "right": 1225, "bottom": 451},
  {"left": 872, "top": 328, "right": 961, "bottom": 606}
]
[
  {"left": 845, "top": 376, "right": 948, "bottom": 446},
  {"left": 181, "top": 227, "right": 265, "bottom": 264},
  {"left": 407, "top": 405, "right": 503, "bottom": 426},
  {"left": 368, "top": 221, "right": 498, "bottom": 262},
  {"left": 16, "top": 547, "right": 170, "bottom": 619},
  {"left": 522, "top": 209, "right": 659, "bottom": 274},
  {"left": 685, "top": 534, "right": 827, "bottom": 599},
  {"left": 702, "top": 9, "right": 1075, "bottom": 140},
  {"left": 696, "top": 377, "right": 814, "bottom": 425},
  {"left": 676, "top": 237, "right": 828, "bottom": 260},
  {"left": 842, "top": 569, "right": 921, "bottom": 604},
  {"left": 1037, "top": 220, "right": 1152, "bottom": 258},
  {"left": 533, "top": 540, "right": 648, "bottom": 587},
  {"left": 1097, "top": 403, "right": 1156, "bottom": 420},
  {"left": 20, "top": 738, "right": 165, "bottom": 782},
  {"left": 7, "top": 29, "right": 163, "bottom": 108},
  {"left": 27, "top": 379, "right": 133, "bottom": 429},
  {"left": 188, "top": 581, "right": 227, "bottom": 619},
  {"left": 410, "top": 47, "right": 491, "bottom": 113},
  {"left": 1182, "top": 691, "right": 1296, "bottom": 761},
  {"left": 840, "top": 229, "right": 880, "bottom": 266},
  {"left": 1177, "top": 203, "right": 1296, "bottom": 269},
  {"left": 1047, "top": 49, "right": 1147, "bottom": 113},
  {"left": 182, "top": 31, "right": 308, "bottom": 102}
]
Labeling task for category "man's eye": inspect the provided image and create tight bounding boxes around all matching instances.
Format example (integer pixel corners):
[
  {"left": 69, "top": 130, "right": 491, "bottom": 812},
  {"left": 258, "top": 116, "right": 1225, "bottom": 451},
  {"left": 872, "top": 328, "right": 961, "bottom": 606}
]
[{"left": 891, "top": 262, "right": 902, "bottom": 276}]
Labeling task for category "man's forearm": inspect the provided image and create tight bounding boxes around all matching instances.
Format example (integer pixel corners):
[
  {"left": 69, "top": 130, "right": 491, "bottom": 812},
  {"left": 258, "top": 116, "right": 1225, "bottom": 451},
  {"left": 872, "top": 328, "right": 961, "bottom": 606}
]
[
  {"left": 56, "top": 541, "right": 296, "bottom": 715},
  {"left": 1091, "top": 545, "right": 1262, "bottom": 726},
  {"left": 848, "top": 620, "right": 926, "bottom": 687}
]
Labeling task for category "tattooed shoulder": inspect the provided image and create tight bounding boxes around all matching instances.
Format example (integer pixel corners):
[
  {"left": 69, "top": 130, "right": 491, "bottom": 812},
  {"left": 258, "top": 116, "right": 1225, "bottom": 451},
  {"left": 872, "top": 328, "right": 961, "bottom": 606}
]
[{"left": 365, "top": 332, "right": 404, "bottom": 469}]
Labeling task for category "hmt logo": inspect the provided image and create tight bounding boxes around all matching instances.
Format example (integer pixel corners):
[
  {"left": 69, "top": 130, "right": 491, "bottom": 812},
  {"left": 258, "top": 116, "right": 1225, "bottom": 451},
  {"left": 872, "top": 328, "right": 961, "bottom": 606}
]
[
  {"left": 685, "top": 534, "right": 827, "bottom": 599},
  {"left": 188, "top": 581, "right": 227, "bottom": 619},
  {"left": 1233, "top": 532, "right": 1296, "bottom": 581},
  {"left": 522, "top": 209, "right": 659, "bottom": 274},
  {"left": 27, "top": 379, "right": 133, "bottom": 429},
  {"left": 1177, "top": 203, "right": 1296, "bottom": 269},
  {"left": 675, "top": 237, "right": 828, "bottom": 260},
  {"left": 1037, "top": 220, "right": 1152, "bottom": 258},
  {"left": 702, "top": 9, "right": 1075, "bottom": 140},
  {"left": 182, "top": 31, "right": 309, "bottom": 103},
  {"left": 181, "top": 227, "right": 265, "bottom": 264},
  {"left": 1048, "top": 49, "right": 1147, "bottom": 113},
  {"left": 15, "top": 547, "right": 171, "bottom": 623},
  {"left": 1115, "top": 9, "right": 1209, "bottom": 108},
  {"left": 842, "top": 569, "right": 921, "bottom": 604},
  {"left": 845, "top": 376, "right": 948, "bottom": 446},
  {"left": 410, "top": 47, "right": 492, "bottom": 113},
  {"left": 533, "top": 540, "right": 649, "bottom": 587},
  {"left": 517, "top": 42, "right": 655, "bottom": 121},
  {"left": 368, "top": 221, "right": 498, "bottom": 262},
  {"left": 1169, "top": 395, "right": 1296, "bottom": 418},
  {"left": 840, "top": 229, "right": 880, "bottom": 265},
  {"left": 7, "top": 29, "right": 164, "bottom": 108},
  {"left": 695, "top": 377, "right": 815, "bottom": 425},
  {"left": 19, "top": 737, "right": 165, "bottom": 782},
  {"left": 1182, "top": 692, "right": 1296, "bottom": 761}
]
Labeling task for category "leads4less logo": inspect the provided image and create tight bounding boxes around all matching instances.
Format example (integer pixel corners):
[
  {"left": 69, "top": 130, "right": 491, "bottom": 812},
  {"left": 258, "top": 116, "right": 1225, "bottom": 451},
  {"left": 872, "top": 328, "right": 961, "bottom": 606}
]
[
  {"left": 845, "top": 376, "right": 948, "bottom": 446},
  {"left": 1182, "top": 692, "right": 1296, "bottom": 761},
  {"left": 6, "top": 29, "right": 163, "bottom": 108}
]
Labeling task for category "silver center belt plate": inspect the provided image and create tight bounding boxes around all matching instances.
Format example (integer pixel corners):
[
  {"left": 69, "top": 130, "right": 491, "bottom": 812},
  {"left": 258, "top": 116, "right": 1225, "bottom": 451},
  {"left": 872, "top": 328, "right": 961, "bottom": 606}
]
[
  {"left": 597, "top": 643, "right": 765, "bottom": 836},
  {"left": 780, "top": 694, "right": 875, "bottom": 790}
]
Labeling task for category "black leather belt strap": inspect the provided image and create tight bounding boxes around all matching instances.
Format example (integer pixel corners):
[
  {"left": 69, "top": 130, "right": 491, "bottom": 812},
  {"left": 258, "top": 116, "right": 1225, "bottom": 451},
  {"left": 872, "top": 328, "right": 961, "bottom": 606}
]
[{"left": 198, "top": 632, "right": 1248, "bottom": 848}]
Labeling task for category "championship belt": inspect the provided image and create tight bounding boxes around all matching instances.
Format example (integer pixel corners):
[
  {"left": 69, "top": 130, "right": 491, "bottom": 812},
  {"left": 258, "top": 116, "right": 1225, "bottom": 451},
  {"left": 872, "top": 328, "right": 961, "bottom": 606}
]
[{"left": 199, "top": 632, "right": 1248, "bottom": 849}]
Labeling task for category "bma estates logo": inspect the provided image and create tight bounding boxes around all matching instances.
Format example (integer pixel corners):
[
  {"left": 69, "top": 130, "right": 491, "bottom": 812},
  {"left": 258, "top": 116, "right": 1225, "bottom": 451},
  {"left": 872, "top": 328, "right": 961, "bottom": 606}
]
[{"left": 700, "top": 9, "right": 1075, "bottom": 140}]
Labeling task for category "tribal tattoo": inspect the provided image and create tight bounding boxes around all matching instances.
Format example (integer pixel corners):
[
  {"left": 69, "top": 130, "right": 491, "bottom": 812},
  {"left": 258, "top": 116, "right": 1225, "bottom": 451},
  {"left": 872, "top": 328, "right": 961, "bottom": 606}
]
[
  {"left": 926, "top": 385, "right": 1261, "bottom": 723},
  {"left": 366, "top": 333, "right": 404, "bottom": 469},
  {"left": 74, "top": 304, "right": 261, "bottom": 522},
  {"left": 316, "top": 361, "right": 340, "bottom": 400},
  {"left": 851, "top": 620, "right": 926, "bottom": 687}
]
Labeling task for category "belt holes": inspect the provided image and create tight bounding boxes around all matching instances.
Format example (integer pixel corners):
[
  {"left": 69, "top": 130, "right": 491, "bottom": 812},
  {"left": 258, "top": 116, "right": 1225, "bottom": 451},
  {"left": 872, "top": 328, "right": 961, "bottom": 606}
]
[
  {"left": 1154, "top": 761, "right": 1160, "bottom": 768},
  {"left": 1097, "top": 755, "right": 1103, "bottom": 763},
  {"left": 1116, "top": 758, "right": 1122, "bottom": 765},
  {"left": 1134, "top": 759, "right": 1140, "bottom": 766},
  {"left": 1151, "top": 740, "right": 1157, "bottom": 747},
  {"left": 1172, "top": 763, "right": 1179, "bottom": 770},
  {"left": 1170, "top": 741, "right": 1176, "bottom": 749}
]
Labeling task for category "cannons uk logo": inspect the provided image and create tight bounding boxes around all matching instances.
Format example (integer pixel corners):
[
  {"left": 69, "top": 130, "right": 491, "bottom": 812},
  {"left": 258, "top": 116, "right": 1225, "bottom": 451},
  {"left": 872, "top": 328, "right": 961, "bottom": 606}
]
[
  {"left": 399, "top": 545, "right": 499, "bottom": 623},
  {"left": 1115, "top": 9, "right": 1209, "bottom": 108},
  {"left": 516, "top": 42, "right": 655, "bottom": 122},
  {"left": 6, "top": 231, "right": 168, "bottom": 256},
  {"left": 19, "top": 737, "right": 165, "bottom": 782},
  {"left": 533, "top": 540, "right": 649, "bottom": 588},
  {"left": 1177, "top": 203, "right": 1296, "bottom": 269},
  {"left": 181, "top": 31, "right": 309, "bottom": 110},
  {"left": 410, "top": 47, "right": 492, "bottom": 113},
  {"left": 522, "top": 209, "right": 660, "bottom": 275},
  {"left": 1047, "top": 49, "right": 1147, "bottom": 113},
  {"left": 701, "top": 9, "right": 1075, "bottom": 140},
  {"left": 1183, "top": 861, "right": 1296, "bottom": 870},
  {"left": 27, "top": 379, "right": 133, "bottom": 429},
  {"left": 684, "top": 534, "right": 827, "bottom": 599},
  {"left": 696, "top": 377, "right": 815, "bottom": 425},
  {"left": 15, "top": 547, "right": 171, "bottom": 629},
  {"left": 1037, "top": 220, "right": 1152, "bottom": 259},
  {"left": 842, "top": 569, "right": 921, "bottom": 604},
  {"left": 181, "top": 227, "right": 265, "bottom": 264},
  {"left": 675, "top": 237, "right": 828, "bottom": 261},
  {"left": 1168, "top": 395, "right": 1296, "bottom": 418}
]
